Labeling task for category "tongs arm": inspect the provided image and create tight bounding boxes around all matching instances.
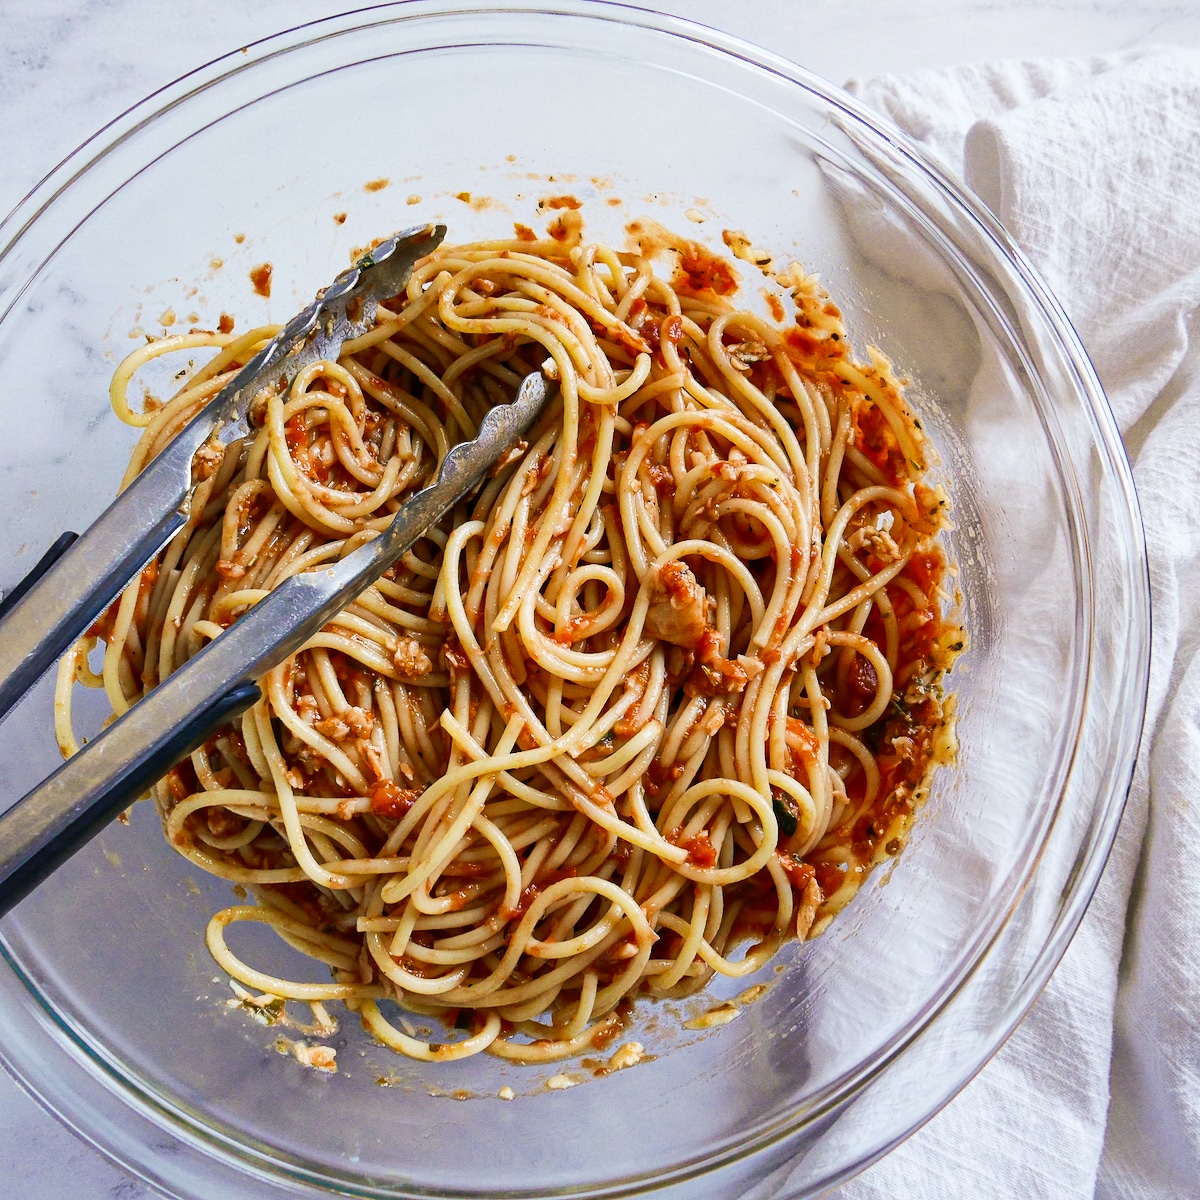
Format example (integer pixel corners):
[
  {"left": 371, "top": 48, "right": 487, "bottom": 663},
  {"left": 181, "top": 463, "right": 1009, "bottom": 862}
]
[
  {"left": 0, "top": 222, "right": 446, "bottom": 727},
  {"left": 0, "top": 373, "right": 548, "bottom": 917}
]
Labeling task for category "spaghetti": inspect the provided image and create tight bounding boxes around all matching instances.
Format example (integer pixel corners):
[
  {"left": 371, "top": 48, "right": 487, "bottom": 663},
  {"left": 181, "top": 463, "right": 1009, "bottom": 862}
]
[{"left": 57, "top": 214, "right": 960, "bottom": 1064}]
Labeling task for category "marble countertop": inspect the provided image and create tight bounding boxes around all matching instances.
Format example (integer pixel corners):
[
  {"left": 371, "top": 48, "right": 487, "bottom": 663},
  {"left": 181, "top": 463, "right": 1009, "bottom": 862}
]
[{"left": 3, "top": 2, "right": 1199, "bottom": 1198}]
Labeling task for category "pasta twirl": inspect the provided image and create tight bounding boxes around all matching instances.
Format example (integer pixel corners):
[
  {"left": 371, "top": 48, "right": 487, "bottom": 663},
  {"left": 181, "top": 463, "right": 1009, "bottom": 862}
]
[{"left": 58, "top": 216, "right": 961, "bottom": 1064}]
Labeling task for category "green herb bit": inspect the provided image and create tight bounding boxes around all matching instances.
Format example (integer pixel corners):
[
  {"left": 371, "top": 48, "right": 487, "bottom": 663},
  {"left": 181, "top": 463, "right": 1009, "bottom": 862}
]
[{"left": 772, "top": 794, "right": 799, "bottom": 838}]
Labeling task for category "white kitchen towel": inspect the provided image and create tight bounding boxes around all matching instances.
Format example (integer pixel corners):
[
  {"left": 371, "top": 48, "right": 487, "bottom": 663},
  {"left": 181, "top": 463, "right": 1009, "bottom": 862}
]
[{"left": 825, "top": 48, "right": 1200, "bottom": 1200}]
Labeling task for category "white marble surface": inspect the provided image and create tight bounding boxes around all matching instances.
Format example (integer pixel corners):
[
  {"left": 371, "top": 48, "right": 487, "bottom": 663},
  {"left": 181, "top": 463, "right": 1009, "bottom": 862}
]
[{"left": 2, "top": 2, "right": 1199, "bottom": 1198}]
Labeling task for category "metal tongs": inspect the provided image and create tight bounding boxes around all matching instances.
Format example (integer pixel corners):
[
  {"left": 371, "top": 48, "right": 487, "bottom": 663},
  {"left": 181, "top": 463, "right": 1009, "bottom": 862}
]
[{"left": 0, "top": 223, "right": 549, "bottom": 916}]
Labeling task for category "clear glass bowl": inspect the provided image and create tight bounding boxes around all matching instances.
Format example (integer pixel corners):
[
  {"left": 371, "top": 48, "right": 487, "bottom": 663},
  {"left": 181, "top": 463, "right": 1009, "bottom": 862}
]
[{"left": 0, "top": 3, "right": 1149, "bottom": 1198}]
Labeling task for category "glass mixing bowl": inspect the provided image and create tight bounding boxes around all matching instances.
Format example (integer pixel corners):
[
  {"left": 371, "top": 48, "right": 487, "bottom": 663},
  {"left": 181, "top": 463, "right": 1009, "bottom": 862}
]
[{"left": 0, "top": 3, "right": 1149, "bottom": 1197}]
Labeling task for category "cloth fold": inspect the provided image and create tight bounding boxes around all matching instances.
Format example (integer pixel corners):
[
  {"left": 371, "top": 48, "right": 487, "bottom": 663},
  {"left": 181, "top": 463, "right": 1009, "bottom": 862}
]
[{"left": 828, "top": 47, "right": 1200, "bottom": 1200}]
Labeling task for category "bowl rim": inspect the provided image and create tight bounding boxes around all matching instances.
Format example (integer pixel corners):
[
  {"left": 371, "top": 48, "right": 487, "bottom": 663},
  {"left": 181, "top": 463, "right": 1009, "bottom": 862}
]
[{"left": 0, "top": 2, "right": 1151, "bottom": 1197}]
